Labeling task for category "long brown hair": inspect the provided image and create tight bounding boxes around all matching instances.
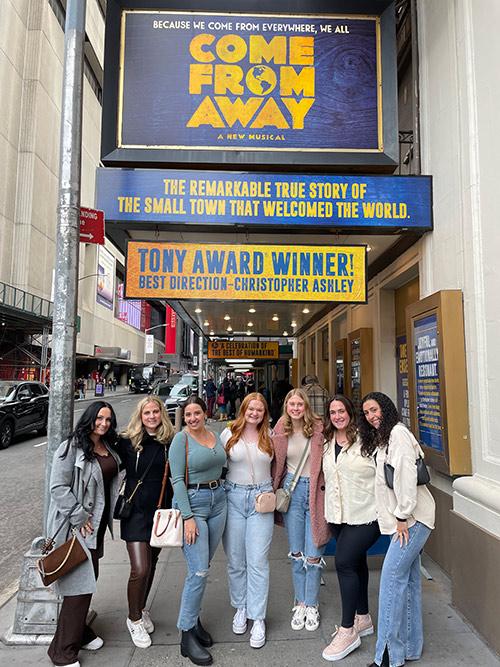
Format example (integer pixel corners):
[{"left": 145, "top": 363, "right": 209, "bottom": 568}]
[
  {"left": 323, "top": 394, "right": 358, "bottom": 453},
  {"left": 225, "top": 392, "right": 273, "bottom": 457},
  {"left": 281, "top": 388, "right": 319, "bottom": 438}
]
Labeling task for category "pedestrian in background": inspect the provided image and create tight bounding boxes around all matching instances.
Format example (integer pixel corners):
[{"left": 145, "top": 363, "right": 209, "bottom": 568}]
[
  {"left": 271, "top": 389, "right": 330, "bottom": 633},
  {"left": 204, "top": 377, "right": 217, "bottom": 419},
  {"left": 321, "top": 395, "right": 379, "bottom": 662},
  {"left": 47, "top": 401, "right": 121, "bottom": 667},
  {"left": 169, "top": 396, "right": 227, "bottom": 666},
  {"left": 221, "top": 392, "right": 274, "bottom": 649},
  {"left": 302, "top": 375, "right": 329, "bottom": 419},
  {"left": 114, "top": 396, "right": 175, "bottom": 649},
  {"left": 360, "top": 392, "right": 435, "bottom": 667}
]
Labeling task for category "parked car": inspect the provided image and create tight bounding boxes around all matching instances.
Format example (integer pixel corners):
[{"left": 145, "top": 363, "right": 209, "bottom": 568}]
[
  {"left": 164, "top": 383, "right": 196, "bottom": 421},
  {"left": 180, "top": 373, "right": 199, "bottom": 392},
  {"left": 150, "top": 378, "right": 175, "bottom": 398},
  {"left": 0, "top": 380, "right": 49, "bottom": 449}
]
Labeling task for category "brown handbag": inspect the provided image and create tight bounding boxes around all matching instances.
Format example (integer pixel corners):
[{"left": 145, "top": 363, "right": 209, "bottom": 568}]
[{"left": 37, "top": 502, "right": 88, "bottom": 587}]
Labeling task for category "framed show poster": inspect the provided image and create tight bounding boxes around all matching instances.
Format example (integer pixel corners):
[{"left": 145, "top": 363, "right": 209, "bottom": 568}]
[
  {"left": 347, "top": 328, "right": 373, "bottom": 409},
  {"left": 334, "top": 339, "right": 347, "bottom": 395},
  {"left": 406, "top": 290, "right": 471, "bottom": 476}
]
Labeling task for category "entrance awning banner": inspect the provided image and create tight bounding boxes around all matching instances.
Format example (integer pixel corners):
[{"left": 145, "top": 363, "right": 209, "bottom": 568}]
[
  {"left": 208, "top": 341, "right": 279, "bottom": 359},
  {"left": 125, "top": 241, "right": 367, "bottom": 303}
]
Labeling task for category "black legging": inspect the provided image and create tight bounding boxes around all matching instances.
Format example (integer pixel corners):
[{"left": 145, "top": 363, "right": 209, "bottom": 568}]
[
  {"left": 331, "top": 521, "right": 381, "bottom": 628},
  {"left": 126, "top": 542, "right": 162, "bottom": 621}
]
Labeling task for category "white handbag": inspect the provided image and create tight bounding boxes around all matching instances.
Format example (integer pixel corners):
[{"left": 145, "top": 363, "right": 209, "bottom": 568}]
[{"left": 150, "top": 508, "right": 183, "bottom": 548}]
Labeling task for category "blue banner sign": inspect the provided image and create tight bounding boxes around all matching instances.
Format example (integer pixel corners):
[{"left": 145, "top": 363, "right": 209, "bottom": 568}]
[
  {"left": 413, "top": 313, "right": 443, "bottom": 453},
  {"left": 118, "top": 11, "right": 381, "bottom": 152},
  {"left": 96, "top": 169, "right": 432, "bottom": 230}
]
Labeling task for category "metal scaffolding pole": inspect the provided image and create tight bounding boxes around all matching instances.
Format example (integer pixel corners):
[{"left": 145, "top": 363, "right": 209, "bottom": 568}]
[{"left": 1, "top": 1, "right": 87, "bottom": 645}]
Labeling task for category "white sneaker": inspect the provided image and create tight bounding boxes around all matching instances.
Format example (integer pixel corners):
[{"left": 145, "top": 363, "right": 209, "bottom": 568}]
[
  {"left": 291, "top": 605, "right": 307, "bottom": 630},
  {"left": 81, "top": 635, "right": 104, "bottom": 650},
  {"left": 126, "top": 617, "right": 152, "bottom": 648},
  {"left": 232, "top": 608, "right": 247, "bottom": 634},
  {"left": 305, "top": 606, "right": 320, "bottom": 631},
  {"left": 142, "top": 609, "right": 154, "bottom": 633},
  {"left": 250, "top": 619, "right": 266, "bottom": 648},
  {"left": 64, "top": 662, "right": 80, "bottom": 667}
]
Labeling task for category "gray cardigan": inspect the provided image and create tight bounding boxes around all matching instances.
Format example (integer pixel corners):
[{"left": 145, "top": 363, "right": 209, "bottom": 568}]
[{"left": 46, "top": 439, "right": 122, "bottom": 596}]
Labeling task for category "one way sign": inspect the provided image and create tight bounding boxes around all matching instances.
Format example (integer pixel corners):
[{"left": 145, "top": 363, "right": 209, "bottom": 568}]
[{"left": 80, "top": 207, "right": 105, "bottom": 245}]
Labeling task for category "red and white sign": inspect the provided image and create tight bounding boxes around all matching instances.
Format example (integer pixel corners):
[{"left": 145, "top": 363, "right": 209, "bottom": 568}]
[
  {"left": 165, "top": 306, "right": 177, "bottom": 354},
  {"left": 80, "top": 207, "right": 105, "bottom": 244}
]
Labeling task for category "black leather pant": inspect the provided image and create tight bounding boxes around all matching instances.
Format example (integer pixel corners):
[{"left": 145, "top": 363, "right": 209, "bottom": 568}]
[{"left": 126, "top": 542, "right": 161, "bottom": 621}]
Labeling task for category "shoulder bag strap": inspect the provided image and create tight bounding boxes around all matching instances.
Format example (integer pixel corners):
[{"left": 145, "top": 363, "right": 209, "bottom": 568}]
[
  {"left": 185, "top": 432, "right": 189, "bottom": 487},
  {"left": 156, "top": 446, "right": 169, "bottom": 509},
  {"left": 126, "top": 444, "right": 161, "bottom": 504},
  {"left": 241, "top": 436, "right": 256, "bottom": 485},
  {"left": 287, "top": 438, "right": 311, "bottom": 494}
]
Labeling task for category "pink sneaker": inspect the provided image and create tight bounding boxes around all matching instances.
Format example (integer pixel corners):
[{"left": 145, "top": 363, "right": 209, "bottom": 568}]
[
  {"left": 322, "top": 626, "right": 361, "bottom": 661},
  {"left": 354, "top": 613, "right": 374, "bottom": 637}
]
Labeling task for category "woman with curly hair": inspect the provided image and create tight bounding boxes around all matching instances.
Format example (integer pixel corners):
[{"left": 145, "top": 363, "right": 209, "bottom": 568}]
[
  {"left": 359, "top": 392, "right": 435, "bottom": 667},
  {"left": 221, "top": 392, "right": 274, "bottom": 649},
  {"left": 271, "top": 388, "right": 330, "bottom": 633},
  {"left": 114, "top": 395, "right": 175, "bottom": 649},
  {"left": 321, "top": 395, "right": 379, "bottom": 662},
  {"left": 47, "top": 401, "right": 120, "bottom": 667}
]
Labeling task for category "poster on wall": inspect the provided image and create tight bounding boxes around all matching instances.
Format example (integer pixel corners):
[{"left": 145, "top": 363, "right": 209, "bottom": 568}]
[
  {"left": 350, "top": 336, "right": 361, "bottom": 408},
  {"left": 125, "top": 241, "right": 367, "bottom": 303},
  {"left": 96, "top": 246, "right": 115, "bottom": 310},
  {"left": 396, "top": 335, "right": 411, "bottom": 429},
  {"left": 413, "top": 313, "right": 443, "bottom": 453},
  {"left": 118, "top": 11, "right": 381, "bottom": 153}
]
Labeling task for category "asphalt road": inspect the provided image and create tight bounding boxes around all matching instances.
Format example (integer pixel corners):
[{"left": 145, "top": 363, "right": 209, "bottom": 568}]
[{"left": 0, "top": 392, "right": 143, "bottom": 601}]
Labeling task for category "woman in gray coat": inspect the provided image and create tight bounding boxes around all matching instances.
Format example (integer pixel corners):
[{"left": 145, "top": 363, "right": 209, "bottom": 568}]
[{"left": 47, "top": 401, "right": 121, "bottom": 667}]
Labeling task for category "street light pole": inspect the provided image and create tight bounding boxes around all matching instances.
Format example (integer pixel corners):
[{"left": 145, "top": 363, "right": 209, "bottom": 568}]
[{"left": 143, "top": 323, "right": 168, "bottom": 367}]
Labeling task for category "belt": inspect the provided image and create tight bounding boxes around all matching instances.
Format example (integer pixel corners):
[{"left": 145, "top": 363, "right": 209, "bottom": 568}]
[{"left": 187, "top": 480, "right": 221, "bottom": 490}]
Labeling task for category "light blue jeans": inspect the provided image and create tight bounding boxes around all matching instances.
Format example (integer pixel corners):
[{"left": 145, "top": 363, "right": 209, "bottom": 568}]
[
  {"left": 375, "top": 521, "right": 432, "bottom": 667},
  {"left": 174, "top": 485, "right": 227, "bottom": 631},
  {"left": 222, "top": 479, "right": 275, "bottom": 620},
  {"left": 283, "top": 473, "right": 325, "bottom": 607}
]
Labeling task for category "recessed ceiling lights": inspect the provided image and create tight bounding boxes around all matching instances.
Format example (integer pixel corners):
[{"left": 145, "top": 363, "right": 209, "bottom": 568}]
[
  {"left": 248, "top": 307, "right": 256, "bottom": 313},
  {"left": 302, "top": 307, "right": 310, "bottom": 314},
  {"left": 283, "top": 330, "right": 289, "bottom": 336},
  {"left": 291, "top": 321, "right": 297, "bottom": 327},
  {"left": 224, "top": 314, "right": 231, "bottom": 320},
  {"left": 246, "top": 330, "right": 252, "bottom": 336},
  {"left": 272, "top": 314, "right": 279, "bottom": 321},
  {"left": 194, "top": 307, "right": 202, "bottom": 313},
  {"left": 227, "top": 325, "right": 233, "bottom": 332},
  {"left": 203, "top": 320, "right": 209, "bottom": 326},
  {"left": 367, "top": 244, "right": 372, "bottom": 252},
  {"left": 247, "top": 321, "right": 253, "bottom": 327},
  {"left": 209, "top": 330, "right": 215, "bottom": 336}
]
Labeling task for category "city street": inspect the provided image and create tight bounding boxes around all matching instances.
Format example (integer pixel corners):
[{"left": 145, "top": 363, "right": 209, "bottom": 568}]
[{"left": 0, "top": 392, "right": 142, "bottom": 602}]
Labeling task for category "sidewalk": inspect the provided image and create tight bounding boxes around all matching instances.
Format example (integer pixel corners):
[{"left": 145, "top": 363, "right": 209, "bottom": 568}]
[{"left": 0, "top": 527, "right": 499, "bottom": 666}]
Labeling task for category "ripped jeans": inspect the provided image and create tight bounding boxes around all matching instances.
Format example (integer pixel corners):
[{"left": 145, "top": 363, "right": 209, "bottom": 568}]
[
  {"left": 283, "top": 473, "right": 325, "bottom": 607},
  {"left": 175, "top": 485, "right": 227, "bottom": 630}
]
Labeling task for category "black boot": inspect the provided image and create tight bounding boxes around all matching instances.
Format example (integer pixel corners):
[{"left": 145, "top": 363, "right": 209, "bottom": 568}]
[
  {"left": 180, "top": 628, "right": 213, "bottom": 666},
  {"left": 367, "top": 647, "right": 390, "bottom": 667},
  {"left": 195, "top": 618, "right": 213, "bottom": 647}
]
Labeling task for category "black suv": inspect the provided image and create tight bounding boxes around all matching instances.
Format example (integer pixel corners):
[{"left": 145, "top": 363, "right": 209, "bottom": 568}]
[{"left": 0, "top": 380, "right": 49, "bottom": 449}]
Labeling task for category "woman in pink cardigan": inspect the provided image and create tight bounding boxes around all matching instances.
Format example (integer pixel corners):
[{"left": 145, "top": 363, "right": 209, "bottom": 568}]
[{"left": 271, "top": 388, "right": 330, "bottom": 632}]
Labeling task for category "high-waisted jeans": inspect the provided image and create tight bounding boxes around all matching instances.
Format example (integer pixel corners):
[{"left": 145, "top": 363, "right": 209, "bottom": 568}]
[
  {"left": 283, "top": 473, "right": 325, "bottom": 607},
  {"left": 375, "top": 521, "right": 432, "bottom": 667},
  {"left": 222, "top": 479, "right": 274, "bottom": 620},
  {"left": 174, "top": 485, "right": 227, "bottom": 631}
]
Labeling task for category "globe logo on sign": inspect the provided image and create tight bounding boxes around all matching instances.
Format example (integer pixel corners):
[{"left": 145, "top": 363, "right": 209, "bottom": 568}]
[{"left": 246, "top": 66, "right": 277, "bottom": 96}]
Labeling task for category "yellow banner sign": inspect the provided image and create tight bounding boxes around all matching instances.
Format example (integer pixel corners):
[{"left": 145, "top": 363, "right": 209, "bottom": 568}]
[
  {"left": 125, "top": 242, "right": 366, "bottom": 303},
  {"left": 208, "top": 341, "right": 279, "bottom": 359}
]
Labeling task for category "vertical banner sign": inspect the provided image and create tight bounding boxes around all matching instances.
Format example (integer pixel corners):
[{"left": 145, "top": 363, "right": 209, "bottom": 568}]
[
  {"left": 96, "top": 246, "right": 115, "bottom": 310},
  {"left": 413, "top": 313, "right": 443, "bottom": 453},
  {"left": 145, "top": 334, "right": 155, "bottom": 354},
  {"left": 396, "top": 335, "right": 410, "bottom": 429},
  {"left": 350, "top": 336, "right": 361, "bottom": 408},
  {"left": 125, "top": 242, "right": 367, "bottom": 303},
  {"left": 118, "top": 11, "right": 381, "bottom": 152},
  {"left": 165, "top": 305, "right": 177, "bottom": 354}
]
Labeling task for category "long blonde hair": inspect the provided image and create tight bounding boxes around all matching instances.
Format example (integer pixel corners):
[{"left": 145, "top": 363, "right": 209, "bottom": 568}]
[
  {"left": 281, "top": 388, "right": 319, "bottom": 438},
  {"left": 226, "top": 392, "right": 273, "bottom": 458},
  {"left": 122, "top": 395, "right": 175, "bottom": 452}
]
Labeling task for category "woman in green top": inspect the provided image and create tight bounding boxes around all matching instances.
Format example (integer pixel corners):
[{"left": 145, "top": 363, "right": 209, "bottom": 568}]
[{"left": 169, "top": 395, "right": 227, "bottom": 666}]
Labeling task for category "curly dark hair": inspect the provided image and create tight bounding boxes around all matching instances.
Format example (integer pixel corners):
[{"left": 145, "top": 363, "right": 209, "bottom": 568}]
[
  {"left": 323, "top": 394, "right": 359, "bottom": 453},
  {"left": 60, "top": 400, "right": 118, "bottom": 461},
  {"left": 358, "top": 392, "right": 400, "bottom": 456}
]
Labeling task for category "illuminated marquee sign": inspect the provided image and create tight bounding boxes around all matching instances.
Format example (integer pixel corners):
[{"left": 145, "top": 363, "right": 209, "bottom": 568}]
[
  {"left": 117, "top": 11, "right": 381, "bottom": 153},
  {"left": 125, "top": 242, "right": 367, "bottom": 303},
  {"left": 208, "top": 341, "right": 279, "bottom": 359},
  {"left": 96, "top": 169, "right": 432, "bottom": 231}
]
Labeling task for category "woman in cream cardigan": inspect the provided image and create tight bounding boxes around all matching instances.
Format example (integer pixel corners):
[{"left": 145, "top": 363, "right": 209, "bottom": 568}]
[{"left": 359, "top": 392, "right": 435, "bottom": 667}]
